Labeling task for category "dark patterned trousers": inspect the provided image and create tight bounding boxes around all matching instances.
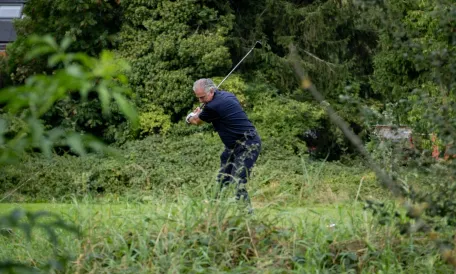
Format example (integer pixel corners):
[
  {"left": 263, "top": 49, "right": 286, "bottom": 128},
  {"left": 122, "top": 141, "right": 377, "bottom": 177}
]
[{"left": 216, "top": 134, "right": 261, "bottom": 201}]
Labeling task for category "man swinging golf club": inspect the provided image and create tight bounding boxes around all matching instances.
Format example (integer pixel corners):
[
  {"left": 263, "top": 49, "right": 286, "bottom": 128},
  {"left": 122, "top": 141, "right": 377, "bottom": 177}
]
[{"left": 186, "top": 78, "right": 261, "bottom": 209}]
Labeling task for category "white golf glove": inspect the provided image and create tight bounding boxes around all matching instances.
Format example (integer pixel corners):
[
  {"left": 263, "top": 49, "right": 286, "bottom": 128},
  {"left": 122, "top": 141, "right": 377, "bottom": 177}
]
[{"left": 186, "top": 112, "right": 196, "bottom": 124}]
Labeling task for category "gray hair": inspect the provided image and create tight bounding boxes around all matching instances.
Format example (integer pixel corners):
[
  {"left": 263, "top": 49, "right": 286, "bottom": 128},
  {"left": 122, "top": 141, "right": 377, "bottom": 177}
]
[{"left": 193, "top": 78, "right": 216, "bottom": 94}]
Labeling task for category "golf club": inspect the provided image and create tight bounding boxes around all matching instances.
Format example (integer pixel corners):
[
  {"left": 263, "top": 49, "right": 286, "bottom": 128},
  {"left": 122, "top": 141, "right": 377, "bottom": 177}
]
[{"left": 200, "top": 40, "right": 262, "bottom": 109}]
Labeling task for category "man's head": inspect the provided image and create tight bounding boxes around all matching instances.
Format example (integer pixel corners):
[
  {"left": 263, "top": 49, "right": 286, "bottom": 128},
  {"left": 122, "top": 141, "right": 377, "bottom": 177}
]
[{"left": 193, "top": 78, "right": 216, "bottom": 103}]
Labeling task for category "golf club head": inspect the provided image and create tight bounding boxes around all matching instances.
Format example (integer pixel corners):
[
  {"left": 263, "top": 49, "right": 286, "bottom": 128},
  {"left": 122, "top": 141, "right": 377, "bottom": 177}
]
[{"left": 254, "top": 40, "right": 263, "bottom": 49}]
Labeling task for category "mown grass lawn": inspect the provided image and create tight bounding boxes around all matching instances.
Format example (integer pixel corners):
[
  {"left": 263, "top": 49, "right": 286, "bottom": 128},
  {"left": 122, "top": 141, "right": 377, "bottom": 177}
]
[{"left": 0, "top": 200, "right": 368, "bottom": 242}]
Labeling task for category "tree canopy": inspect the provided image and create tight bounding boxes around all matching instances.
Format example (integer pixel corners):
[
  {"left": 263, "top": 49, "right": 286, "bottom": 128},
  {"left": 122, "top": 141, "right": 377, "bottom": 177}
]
[{"left": 0, "top": 0, "right": 454, "bottom": 156}]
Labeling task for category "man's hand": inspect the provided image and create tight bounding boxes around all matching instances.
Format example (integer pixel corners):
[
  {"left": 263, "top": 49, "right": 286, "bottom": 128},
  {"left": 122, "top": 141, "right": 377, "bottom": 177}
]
[
  {"left": 193, "top": 107, "right": 202, "bottom": 114},
  {"left": 186, "top": 112, "right": 196, "bottom": 124},
  {"left": 186, "top": 107, "right": 204, "bottom": 125}
]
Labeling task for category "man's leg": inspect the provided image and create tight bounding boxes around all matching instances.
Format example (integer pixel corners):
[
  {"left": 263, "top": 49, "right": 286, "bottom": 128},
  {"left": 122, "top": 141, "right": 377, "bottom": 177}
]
[
  {"left": 215, "top": 147, "right": 234, "bottom": 199},
  {"left": 231, "top": 139, "right": 261, "bottom": 202}
]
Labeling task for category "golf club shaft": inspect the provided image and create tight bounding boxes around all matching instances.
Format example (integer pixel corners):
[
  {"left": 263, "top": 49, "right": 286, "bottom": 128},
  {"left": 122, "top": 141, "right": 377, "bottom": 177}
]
[
  {"left": 200, "top": 41, "right": 262, "bottom": 110},
  {"left": 216, "top": 41, "right": 261, "bottom": 89}
]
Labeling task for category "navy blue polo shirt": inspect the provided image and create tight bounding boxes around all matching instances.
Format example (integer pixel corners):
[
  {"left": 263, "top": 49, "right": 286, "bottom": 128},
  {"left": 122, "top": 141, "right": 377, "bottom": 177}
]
[{"left": 199, "top": 90, "right": 257, "bottom": 148}]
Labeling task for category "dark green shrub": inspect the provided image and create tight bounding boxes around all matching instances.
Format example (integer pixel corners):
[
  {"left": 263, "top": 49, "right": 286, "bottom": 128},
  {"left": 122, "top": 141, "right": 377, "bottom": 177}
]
[{"left": 115, "top": 0, "right": 234, "bottom": 119}]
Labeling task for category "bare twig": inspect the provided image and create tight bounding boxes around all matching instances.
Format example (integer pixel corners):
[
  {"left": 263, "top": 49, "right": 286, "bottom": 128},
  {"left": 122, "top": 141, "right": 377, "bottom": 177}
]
[
  {"left": 300, "top": 48, "right": 337, "bottom": 72},
  {"left": 355, "top": 176, "right": 365, "bottom": 203}
]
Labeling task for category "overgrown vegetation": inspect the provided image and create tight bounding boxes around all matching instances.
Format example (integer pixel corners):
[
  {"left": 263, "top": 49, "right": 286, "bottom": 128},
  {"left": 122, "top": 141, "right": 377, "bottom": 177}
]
[
  {"left": 0, "top": 133, "right": 385, "bottom": 203},
  {"left": 1, "top": 0, "right": 456, "bottom": 272},
  {"left": 0, "top": 190, "right": 454, "bottom": 273}
]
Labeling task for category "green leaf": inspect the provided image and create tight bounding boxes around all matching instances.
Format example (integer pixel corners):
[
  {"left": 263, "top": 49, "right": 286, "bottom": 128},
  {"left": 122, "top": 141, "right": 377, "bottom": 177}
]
[
  {"left": 41, "top": 35, "right": 59, "bottom": 51},
  {"left": 60, "top": 36, "right": 73, "bottom": 51},
  {"left": 117, "top": 74, "right": 129, "bottom": 85},
  {"left": 0, "top": 89, "right": 15, "bottom": 104},
  {"left": 0, "top": 119, "right": 6, "bottom": 145},
  {"left": 79, "top": 82, "right": 93, "bottom": 101},
  {"left": 28, "top": 117, "right": 44, "bottom": 147},
  {"left": 113, "top": 93, "right": 139, "bottom": 128},
  {"left": 48, "top": 53, "right": 67, "bottom": 67},
  {"left": 25, "top": 46, "right": 55, "bottom": 61},
  {"left": 66, "top": 64, "right": 84, "bottom": 78},
  {"left": 97, "top": 83, "right": 111, "bottom": 115},
  {"left": 73, "top": 53, "right": 96, "bottom": 68},
  {"left": 66, "top": 134, "right": 86, "bottom": 156}
]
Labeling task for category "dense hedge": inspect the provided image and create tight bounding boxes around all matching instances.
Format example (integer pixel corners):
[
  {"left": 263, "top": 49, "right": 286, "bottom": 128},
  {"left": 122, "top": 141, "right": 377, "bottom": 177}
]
[{"left": 0, "top": 133, "right": 385, "bottom": 203}]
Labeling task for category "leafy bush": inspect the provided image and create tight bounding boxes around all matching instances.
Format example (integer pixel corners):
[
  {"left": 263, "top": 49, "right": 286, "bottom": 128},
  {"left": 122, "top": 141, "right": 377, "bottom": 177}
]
[
  {"left": 371, "top": 0, "right": 456, "bottom": 131},
  {"left": 212, "top": 74, "right": 247, "bottom": 107},
  {"left": 137, "top": 104, "right": 172, "bottom": 137},
  {"left": 0, "top": 35, "right": 138, "bottom": 165},
  {"left": 0, "top": 133, "right": 221, "bottom": 202},
  {"left": 0, "top": 131, "right": 390, "bottom": 204},
  {"left": 5, "top": 0, "right": 122, "bottom": 85},
  {"left": 0, "top": 1, "right": 126, "bottom": 143},
  {"left": 115, "top": 0, "right": 234, "bottom": 119},
  {"left": 0, "top": 55, "right": 8, "bottom": 88},
  {"left": 308, "top": 1, "right": 456, "bottom": 269},
  {"left": 250, "top": 96, "right": 325, "bottom": 153},
  {"left": 0, "top": 35, "right": 138, "bottom": 272}
]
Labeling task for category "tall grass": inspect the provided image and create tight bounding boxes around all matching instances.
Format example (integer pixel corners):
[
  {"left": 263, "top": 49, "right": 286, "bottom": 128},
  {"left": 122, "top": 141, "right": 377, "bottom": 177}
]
[
  {"left": 0, "top": 182, "right": 451, "bottom": 273},
  {"left": 0, "top": 136, "right": 451, "bottom": 272}
]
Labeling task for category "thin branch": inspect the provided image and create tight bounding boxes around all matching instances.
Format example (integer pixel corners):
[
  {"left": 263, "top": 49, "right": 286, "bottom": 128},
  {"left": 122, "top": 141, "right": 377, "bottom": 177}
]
[
  {"left": 288, "top": 44, "right": 403, "bottom": 197},
  {"left": 299, "top": 47, "right": 337, "bottom": 72}
]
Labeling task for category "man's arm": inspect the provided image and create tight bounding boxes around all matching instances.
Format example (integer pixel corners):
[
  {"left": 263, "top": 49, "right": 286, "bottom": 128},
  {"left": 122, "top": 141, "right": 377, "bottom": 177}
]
[
  {"left": 188, "top": 114, "right": 204, "bottom": 125},
  {"left": 186, "top": 107, "right": 205, "bottom": 125}
]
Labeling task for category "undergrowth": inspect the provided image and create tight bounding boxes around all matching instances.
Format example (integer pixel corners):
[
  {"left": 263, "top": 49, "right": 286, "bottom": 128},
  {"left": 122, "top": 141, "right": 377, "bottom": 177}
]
[
  {"left": 0, "top": 133, "right": 389, "bottom": 204},
  {"left": 0, "top": 134, "right": 449, "bottom": 273}
]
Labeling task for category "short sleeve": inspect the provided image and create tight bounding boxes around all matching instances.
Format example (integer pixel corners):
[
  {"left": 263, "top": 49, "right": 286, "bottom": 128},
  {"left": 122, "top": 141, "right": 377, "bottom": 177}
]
[{"left": 199, "top": 106, "right": 220, "bottom": 122}]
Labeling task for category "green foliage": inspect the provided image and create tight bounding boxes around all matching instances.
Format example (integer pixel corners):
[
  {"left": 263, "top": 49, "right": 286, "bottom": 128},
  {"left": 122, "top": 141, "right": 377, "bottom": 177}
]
[
  {"left": 1, "top": 197, "right": 453, "bottom": 272},
  {"left": 0, "top": 35, "right": 138, "bottom": 272},
  {"left": 250, "top": 96, "right": 325, "bottom": 152},
  {"left": 0, "top": 131, "right": 385, "bottom": 204},
  {"left": 43, "top": 99, "right": 130, "bottom": 143},
  {"left": 0, "top": 134, "right": 220, "bottom": 202},
  {"left": 368, "top": 0, "right": 456, "bottom": 174},
  {"left": 0, "top": 209, "right": 79, "bottom": 273},
  {"left": 0, "top": 35, "right": 138, "bottom": 164},
  {"left": 222, "top": 0, "right": 383, "bottom": 159},
  {"left": 212, "top": 74, "right": 247, "bottom": 106},
  {"left": 2, "top": 0, "right": 456, "bottom": 270},
  {"left": 347, "top": 2, "right": 456, "bottom": 268},
  {"left": 4, "top": 0, "right": 122, "bottom": 84},
  {"left": 0, "top": 1, "right": 125, "bottom": 142},
  {"left": 138, "top": 104, "right": 172, "bottom": 137},
  {"left": 371, "top": 0, "right": 456, "bottom": 130},
  {"left": 231, "top": 0, "right": 378, "bottom": 101},
  {"left": 2, "top": 0, "right": 388, "bottom": 153},
  {"left": 0, "top": 55, "right": 8, "bottom": 88},
  {"left": 116, "top": 0, "right": 234, "bottom": 118}
]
